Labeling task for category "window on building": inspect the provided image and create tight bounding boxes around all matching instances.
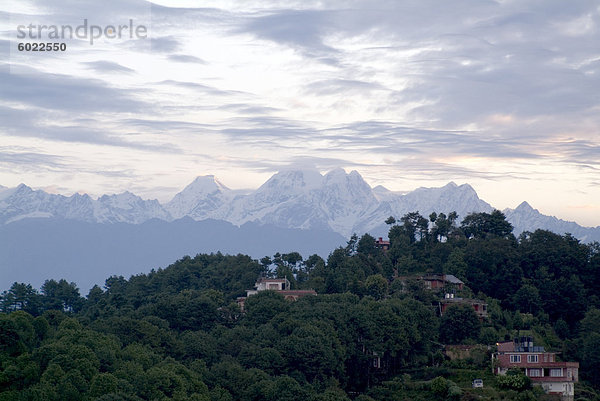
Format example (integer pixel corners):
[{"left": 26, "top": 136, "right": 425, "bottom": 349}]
[
  {"left": 529, "top": 369, "right": 541, "bottom": 377},
  {"left": 550, "top": 369, "right": 563, "bottom": 377},
  {"left": 527, "top": 355, "right": 539, "bottom": 363},
  {"left": 510, "top": 355, "right": 521, "bottom": 363}
]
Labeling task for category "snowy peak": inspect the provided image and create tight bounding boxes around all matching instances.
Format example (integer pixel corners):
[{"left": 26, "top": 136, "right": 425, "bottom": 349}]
[
  {"left": 317, "top": 169, "right": 379, "bottom": 234},
  {"left": 372, "top": 185, "right": 407, "bottom": 202},
  {"left": 172, "top": 175, "right": 231, "bottom": 201},
  {"left": 323, "top": 169, "right": 370, "bottom": 191},
  {"left": 323, "top": 167, "right": 346, "bottom": 181},
  {"left": 258, "top": 169, "right": 324, "bottom": 194},
  {"left": 185, "top": 175, "right": 230, "bottom": 194},
  {"left": 166, "top": 175, "right": 232, "bottom": 220},
  {"left": 224, "top": 168, "right": 380, "bottom": 235},
  {"left": 503, "top": 202, "right": 600, "bottom": 242},
  {"left": 14, "top": 183, "right": 34, "bottom": 196},
  {"left": 320, "top": 169, "right": 378, "bottom": 209},
  {"left": 353, "top": 181, "right": 494, "bottom": 237},
  {"left": 93, "top": 191, "right": 170, "bottom": 224},
  {"left": 395, "top": 182, "right": 491, "bottom": 216},
  {"left": 246, "top": 170, "right": 325, "bottom": 213},
  {"left": 373, "top": 184, "right": 391, "bottom": 194},
  {"left": 0, "top": 184, "right": 61, "bottom": 224},
  {"left": 414, "top": 182, "right": 474, "bottom": 197},
  {"left": 99, "top": 191, "right": 140, "bottom": 206},
  {"left": 514, "top": 201, "right": 535, "bottom": 212},
  {"left": 324, "top": 168, "right": 368, "bottom": 188},
  {"left": 0, "top": 184, "right": 169, "bottom": 225}
]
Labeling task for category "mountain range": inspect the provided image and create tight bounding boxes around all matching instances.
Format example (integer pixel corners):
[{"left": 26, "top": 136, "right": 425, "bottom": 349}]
[
  {"left": 2, "top": 169, "right": 599, "bottom": 291},
  {"left": 1, "top": 168, "right": 598, "bottom": 241}
]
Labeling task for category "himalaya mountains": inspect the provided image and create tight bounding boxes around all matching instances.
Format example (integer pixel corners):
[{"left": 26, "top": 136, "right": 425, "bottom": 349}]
[
  {"left": 2, "top": 169, "right": 599, "bottom": 291},
  {"left": 1, "top": 168, "right": 599, "bottom": 242}
]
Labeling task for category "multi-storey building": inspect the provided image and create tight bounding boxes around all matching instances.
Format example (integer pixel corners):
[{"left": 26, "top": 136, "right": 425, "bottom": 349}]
[
  {"left": 237, "top": 277, "right": 317, "bottom": 311},
  {"left": 493, "top": 337, "right": 579, "bottom": 401}
]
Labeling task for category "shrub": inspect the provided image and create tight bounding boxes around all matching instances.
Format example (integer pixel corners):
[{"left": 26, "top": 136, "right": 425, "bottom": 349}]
[{"left": 496, "top": 369, "right": 531, "bottom": 391}]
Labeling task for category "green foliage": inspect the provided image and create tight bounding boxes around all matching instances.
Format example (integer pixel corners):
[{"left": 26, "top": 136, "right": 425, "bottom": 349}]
[
  {"left": 440, "top": 304, "right": 481, "bottom": 344},
  {"left": 0, "top": 283, "right": 41, "bottom": 315},
  {"left": 41, "top": 279, "right": 83, "bottom": 312},
  {"left": 496, "top": 369, "right": 531, "bottom": 391},
  {"left": 478, "top": 327, "right": 498, "bottom": 345},
  {"left": 89, "top": 373, "right": 118, "bottom": 397},
  {"left": 460, "top": 210, "right": 513, "bottom": 240},
  {"left": 430, "top": 376, "right": 448, "bottom": 395},
  {"left": 446, "top": 381, "right": 462, "bottom": 400},
  {"left": 2, "top": 215, "right": 600, "bottom": 400},
  {"left": 512, "top": 284, "right": 542, "bottom": 314},
  {"left": 577, "top": 308, "right": 600, "bottom": 387},
  {"left": 365, "top": 274, "right": 389, "bottom": 300},
  {"left": 244, "top": 290, "right": 288, "bottom": 325},
  {"left": 443, "top": 248, "right": 468, "bottom": 280}
]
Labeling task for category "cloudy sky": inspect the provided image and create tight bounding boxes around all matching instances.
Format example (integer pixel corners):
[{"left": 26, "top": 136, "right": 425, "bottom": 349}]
[{"left": 1, "top": 0, "right": 599, "bottom": 227}]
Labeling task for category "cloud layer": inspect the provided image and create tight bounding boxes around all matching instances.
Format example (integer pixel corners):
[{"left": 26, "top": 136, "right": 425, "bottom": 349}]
[{"left": 1, "top": 0, "right": 599, "bottom": 225}]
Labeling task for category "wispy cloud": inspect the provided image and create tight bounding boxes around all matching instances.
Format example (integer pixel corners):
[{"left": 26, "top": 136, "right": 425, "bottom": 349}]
[
  {"left": 168, "top": 54, "right": 206, "bottom": 64},
  {"left": 0, "top": 148, "right": 67, "bottom": 171},
  {"left": 150, "top": 36, "right": 180, "bottom": 52},
  {"left": 239, "top": 9, "right": 340, "bottom": 61},
  {"left": 83, "top": 61, "right": 135, "bottom": 74},
  {"left": 0, "top": 69, "right": 147, "bottom": 112}
]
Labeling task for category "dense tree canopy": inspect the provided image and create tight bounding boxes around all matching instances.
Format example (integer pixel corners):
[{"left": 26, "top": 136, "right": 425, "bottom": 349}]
[{"left": 1, "top": 211, "right": 600, "bottom": 400}]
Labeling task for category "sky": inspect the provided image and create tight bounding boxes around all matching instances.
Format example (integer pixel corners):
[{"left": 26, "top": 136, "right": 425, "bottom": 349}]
[{"left": 1, "top": 0, "right": 599, "bottom": 227}]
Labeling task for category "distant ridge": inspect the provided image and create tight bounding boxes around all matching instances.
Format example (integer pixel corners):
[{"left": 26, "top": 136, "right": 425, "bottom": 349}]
[
  {"left": 503, "top": 201, "right": 600, "bottom": 243},
  {"left": 0, "top": 218, "right": 346, "bottom": 292}
]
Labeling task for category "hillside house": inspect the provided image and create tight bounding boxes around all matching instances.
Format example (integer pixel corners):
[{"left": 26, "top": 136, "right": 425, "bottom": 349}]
[
  {"left": 246, "top": 277, "right": 290, "bottom": 294},
  {"left": 493, "top": 337, "right": 579, "bottom": 401},
  {"left": 439, "top": 296, "right": 488, "bottom": 319},
  {"left": 374, "top": 237, "right": 390, "bottom": 251},
  {"left": 394, "top": 273, "right": 465, "bottom": 296},
  {"left": 237, "top": 277, "right": 317, "bottom": 311},
  {"left": 422, "top": 274, "right": 464, "bottom": 291}
]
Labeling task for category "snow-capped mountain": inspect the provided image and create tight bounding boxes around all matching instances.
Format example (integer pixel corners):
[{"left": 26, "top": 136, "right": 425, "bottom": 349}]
[
  {"left": 224, "top": 169, "right": 330, "bottom": 230},
  {"left": 355, "top": 182, "right": 494, "bottom": 237},
  {"left": 0, "top": 184, "right": 81, "bottom": 224},
  {"left": 390, "top": 182, "right": 492, "bottom": 216},
  {"left": 165, "top": 175, "right": 232, "bottom": 220},
  {"left": 504, "top": 201, "right": 600, "bottom": 242},
  {"left": 1, "top": 170, "right": 599, "bottom": 242},
  {"left": 94, "top": 192, "right": 171, "bottom": 223},
  {"left": 0, "top": 184, "right": 170, "bottom": 225},
  {"left": 372, "top": 185, "right": 405, "bottom": 202},
  {"left": 317, "top": 169, "right": 380, "bottom": 234},
  {"left": 222, "top": 169, "right": 380, "bottom": 235}
]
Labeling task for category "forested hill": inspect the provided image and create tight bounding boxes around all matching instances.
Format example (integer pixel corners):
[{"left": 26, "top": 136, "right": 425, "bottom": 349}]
[{"left": 1, "top": 210, "right": 600, "bottom": 401}]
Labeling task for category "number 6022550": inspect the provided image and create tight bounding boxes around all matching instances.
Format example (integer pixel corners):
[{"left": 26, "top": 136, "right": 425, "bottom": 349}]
[{"left": 17, "top": 42, "right": 67, "bottom": 51}]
